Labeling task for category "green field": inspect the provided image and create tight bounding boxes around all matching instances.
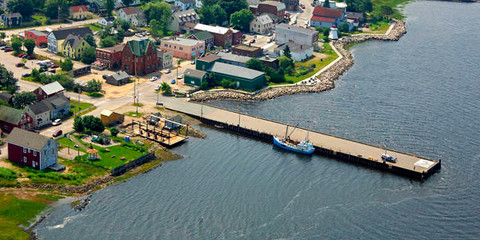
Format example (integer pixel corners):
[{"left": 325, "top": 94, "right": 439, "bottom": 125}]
[
  {"left": 0, "top": 167, "right": 19, "bottom": 187},
  {"left": 83, "top": 145, "right": 146, "bottom": 169},
  {"left": 70, "top": 100, "right": 95, "bottom": 116},
  {"left": 371, "top": 0, "right": 409, "bottom": 20}
]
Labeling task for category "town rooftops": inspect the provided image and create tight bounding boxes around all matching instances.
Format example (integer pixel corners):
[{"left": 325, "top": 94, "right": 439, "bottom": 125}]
[
  {"left": 313, "top": 6, "right": 343, "bottom": 18},
  {"left": 108, "top": 71, "right": 130, "bottom": 81},
  {"left": 194, "top": 23, "right": 231, "bottom": 35},
  {"left": 346, "top": 11, "right": 364, "bottom": 20},
  {"left": 276, "top": 23, "right": 318, "bottom": 35},
  {"left": 217, "top": 52, "right": 252, "bottom": 64},
  {"left": 0, "top": 106, "right": 25, "bottom": 125},
  {"left": 70, "top": 5, "right": 88, "bottom": 13},
  {"left": 198, "top": 54, "right": 221, "bottom": 63},
  {"left": 98, "top": 44, "right": 124, "bottom": 53},
  {"left": 27, "top": 29, "right": 48, "bottom": 37},
  {"left": 6, "top": 127, "right": 50, "bottom": 151},
  {"left": 173, "top": 9, "right": 198, "bottom": 22},
  {"left": 255, "top": 14, "right": 273, "bottom": 25},
  {"left": 3, "top": 13, "right": 22, "bottom": 19},
  {"left": 163, "top": 37, "right": 203, "bottom": 47},
  {"left": 311, "top": 16, "right": 335, "bottom": 23},
  {"left": 233, "top": 44, "right": 261, "bottom": 52},
  {"left": 62, "top": 34, "right": 85, "bottom": 49},
  {"left": 278, "top": 42, "right": 311, "bottom": 53},
  {"left": 260, "top": 1, "right": 286, "bottom": 11},
  {"left": 50, "top": 27, "right": 93, "bottom": 40},
  {"left": 101, "top": 109, "right": 114, "bottom": 117},
  {"left": 40, "top": 81, "right": 64, "bottom": 96},
  {"left": 184, "top": 69, "right": 206, "bottom": 79},
  {"left": 127, "top": 39, "right": 154, "bottom": 56},
  {"left": 45, "top": 93, "right": 69, "bottom": 108},
  {"left": 191, "top": 31, "right": 213, "bottom": 41},
  {"left": 120, "top": 6, "right": 142, "bottom": 15},
  {"left": 210, "top": 62, "right": 264, "bottom": 80},
  {"left": 28, "top": 100, "right": 54, "bottom": 115}
]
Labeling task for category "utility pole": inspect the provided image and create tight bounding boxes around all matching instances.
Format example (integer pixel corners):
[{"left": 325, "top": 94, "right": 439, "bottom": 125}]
[{"left": 77, "top": 89, "right": 81, "bottom": 116}]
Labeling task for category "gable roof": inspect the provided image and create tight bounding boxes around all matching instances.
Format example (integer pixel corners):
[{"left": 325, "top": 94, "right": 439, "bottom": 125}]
[
  {"left": 70, "top": 5, "right": 88, "bottom": 13},
  {"left": 120, "top": 6, "right": 141, "bottom": 16},
  {"left": 217, "top": 52, "right": 252, "bottom": 64},
  {"left": 62, "top": 34, "right": 88, "bottom": 50},
  {"left": 50, "top": 27, "right": 93, "bottom": 40},
  {"left": 40, "top": 81, "right": 64, "bottom": 96},
  {"left": 27, "top": 100, "right": 54, "bottom": 115},
  {"left": 198, "top": 54, "right": 221, "bottom": 63},
  {"left": 313, "top": 6, "right": 343, "bottom": 18},
  {"left": 259, "top": 1, "right": 286, "bottom": 11},
  {"left": 184, "top": 69, "right": 206, "bottom": 79},
  {"left": 101, "top": 109, "right": 113, "bottom": 117},
  {"left": 194, "top": 24, "right": 231, "bottom": 35},
  {"left": 0, "top": 106, "right": 24, "bottom": 125},
  {"left": 127, "top": 39, "right": 154, "bottom": 56},
  {"left": 173, "top": 9, "right": 198, "bottom": 23},
  {"left": 254, "top": 14, "right": 273, "bottom": 25},
  {"left": 107, "top": 71, "right": 130, "bottom": 81},
  {"left": 44, "top": 93, "right": 69, "bottom": 108},
  {"left": 192, "top": 31, "right": 214, "bottom": 41},
  {"left": 6, "top": 127, "right": 51, "bottom": 151},
  {"left": 276, "top": 24, "right": 318, "bottom": 35},
  {"left": 311, "top": 16, "right": 335, "bottom": 23},
  {"left": 0, "top": 92, "right": 13, "bottom": 103},
  {"left": 210, "top": 62, "right": 264, "bottom": 80}
]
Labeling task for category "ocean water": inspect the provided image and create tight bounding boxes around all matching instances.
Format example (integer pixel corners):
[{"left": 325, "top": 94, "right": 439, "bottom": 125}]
[{"left": 36, "top": 1, "right": 480, "bottom": 239}]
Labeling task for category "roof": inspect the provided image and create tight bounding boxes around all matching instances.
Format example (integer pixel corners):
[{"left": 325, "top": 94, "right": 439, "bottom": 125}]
[
  {"left": 6, "top": 128, "right": 51, "bottom": 151},
  {"left": 98, "top": 44, "right": 124, "bottom": 53},
  {"left": 62, "top": 34, "right": 87, "bottom": 50},
  {"left": 278, "top": 42, "right": 312, "bottom": 53},
  {"left": 70, "top": 5, "right": 88, "bottom": 13},
  {"left": 311, "top": 16, "right": 335, "bottom": 23},
  {"left": 233, "top": 44, "right": 261, "bottom": 52},
  {"left": 0, "top": 92, "right": 13, "bottom": 102},
  {"left": 127, "top": 39, "right": 154, "bottom": 56},
  {"left": 40, "top": 81, "right": 64, "bottom": 96},
  {"left": 3, "top": 13, "right": 22, "bottom": 19},
  {"left": 194, "top": 24, "right": 231, "bottom": 35},
  {"left": 163, "top": 37, "right": 203, "bottom": 47},
  {"left": 120, "top": 7, "right": 141, "bottom": 16},
  {"left": 45, "top": 93, "right": 69, "bottom": 108},
  {"left": 217, "top": 52, "right": 252, "bottom": 64},
  {"left": 50, "top": 27, "right": 92, "bottom": 40},
  {"left": 254, "top": 14, "right": 273, "bottom": 25},
  {"left": 276, "top": 24, "right": 318, "bottom": 35},
  {"left": 108, "top": 71, "right": 130, "bottom": 81},
  {"left": 184, "top": 69, "right": 206, "bottom": 79},
  {"left": 27, "top": 100, "right": 54, "bottom": 115},
  {"left": 0, "top": 106, "right": 24, "bottom": 125},
  {"left": 313, "top": 6, "right": 343, "bottom": 18},
  {"left": 191, "top": 31, "right": 213, "bottom": 41},
  {"left": 173, "top": 9, "right": 198, "bottom": 23},
  {"left": 26, "top": 29, "right": 48, "bottom": 37},
  {"left": 176, "top": 0, "right": 195, "bottom": 4},
  {"left": 198, "top": 54, "right": 221, "bottom": 63},
  {"left": 101, "top": 109, "right": 113, "bottom": 117},
  {"left": 346, "top": 11, "right": 364, "bottom": 20},
  {"left": 210, "top": 62, "right": 264, "bottom": 80},
  {"left": 184, "top": 22, "right": 197, "bottom": 28},
  {"left": 259, "top": 1, "right": 286, "bottom": 11}
]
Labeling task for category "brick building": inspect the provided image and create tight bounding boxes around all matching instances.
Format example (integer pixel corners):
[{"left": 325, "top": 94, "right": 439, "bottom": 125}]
[
  {"left": 194, "top": 24, "right": 242, "bottom": 48},
  {"left": 232, "top": 44, "right": 263, "bottom": 57},
  {"left": 250, "top": 1, "right": 285, "bottom": 23},
  {"left": 24, "top": 29, "right": 48, "bottom": 47},
  {"left": 0, "top": 106, "right": 34, "bottom": 133},
  {"left": 121, "top": 39, "right": 160, "bottom": 76},
  {"left": 96, "top": 44, "right": 124, "bottom": 69}
]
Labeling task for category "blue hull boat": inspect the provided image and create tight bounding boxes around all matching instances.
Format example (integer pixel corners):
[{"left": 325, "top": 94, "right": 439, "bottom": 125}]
[{"left": 273, "top": 136, "right": 315, "bottom": 155}]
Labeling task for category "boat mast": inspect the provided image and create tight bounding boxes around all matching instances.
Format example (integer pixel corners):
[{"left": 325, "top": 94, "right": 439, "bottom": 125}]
[{"left": 285, "top": 125, "right": 289, "bottom": 138}]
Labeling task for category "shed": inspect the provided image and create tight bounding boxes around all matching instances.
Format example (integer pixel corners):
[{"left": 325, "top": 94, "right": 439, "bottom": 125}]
[
  {"left": 106, "top": 71, "right": 130, "bottom": 86},
  {"left": 100, "top": 110, "right": 125, "bottom": 126},
  {"left": 184, "top": 69, "right": 207, "bottom": 87}
]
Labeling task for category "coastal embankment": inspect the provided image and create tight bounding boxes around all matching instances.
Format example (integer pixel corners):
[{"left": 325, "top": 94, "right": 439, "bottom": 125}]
[{"left": 190, "top": 20, "right": 407, "bottom": 101}]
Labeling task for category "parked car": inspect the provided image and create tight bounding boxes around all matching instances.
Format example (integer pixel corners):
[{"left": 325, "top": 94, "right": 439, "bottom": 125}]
[
  {"left": 48, "top": 69, "right": 56, "bottom": 73},
  {"left": 381, "top": 154, "right": 397, "bottom": 163},
  {"left": 155, "top": 85, "right": 161, "bottom": 91},
  {"left": 22, "top": 73, "right": 31, "bottom": 77},
  {"left": 17, "top": 53, "right": 24, "bottom": 57},
  {"left": 250, "top": 39, "right": 255, "bottom": 43},
  {"left": 150, "top": 76, "right": 158, "bottom": 81},
  {"left": 15, "top": 63, "right": 25, "bottom": 67},
  {"left": 4, "top": 48, "right": 12, "bottom": 52},
  {"left": 171, "top": 79, "right": 176, "bottom": 84},
  {"left": 0, "top": 46, "right": 6, "bottom": 50},
  {"left": 177, "top": 74, "right": 184, "bottom": 79},
  {"left": 52, "top": 119, "right": 62, "bottom": 126},
  {"left": 102, "top": 74, "right": 110, "bottom": 80},
  {"left": 52, "top": 129, "right": 63, "bottom": 137},
  {"left": 191, "top": 60, "right": 195, "bottom": 65},
  {"left": 27, "top": 55, "right": 36, "bottom": 60},
  {"left": 164, "top": 69, "right": 171, "bottom": 74},
  {"left": 50, "top": 64, "right": 59, "bottom": 69}
]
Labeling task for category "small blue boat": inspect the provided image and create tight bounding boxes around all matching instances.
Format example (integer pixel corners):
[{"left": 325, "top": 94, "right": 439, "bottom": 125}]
[{"left": 273, "top": 136, "right": 315, "bottom": 155}]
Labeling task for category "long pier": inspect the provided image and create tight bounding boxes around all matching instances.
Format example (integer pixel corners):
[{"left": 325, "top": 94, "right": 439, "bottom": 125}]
[{"left": 165, "top": 102, "right": 441, "bottom": 180}]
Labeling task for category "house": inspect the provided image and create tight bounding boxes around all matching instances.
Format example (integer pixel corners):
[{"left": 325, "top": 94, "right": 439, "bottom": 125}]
[
  {"left": 275, "top": 24, "right": 319, "bottom": 47},
  {"left": 33, "top": 81, "right": 65, "bottom": 101},
  {"left": 106, "top": 71, "right": 130, "bottom": 86},
  {"left": 169, "top": 9, "right": 199, "bottom": 33},
  {"left": 98, "top": 17, "right": 114, "bottom": 26},
  {"left": 43, "top": 93, "right": 70, "bottom": 120},
  {"left": 114, "top": 0, "right": 140, "bottom": 7},
  {"left": 157, "top": 50, "right": 173, "bottom": 69},
  {"left": 0, "top": 92, "right": 13, "bottom": 105},
  {"left": 279, "top": 0, "right": 299, "bottom": 11},
  {"left": 62, "top": 34, "right": 91, "bottom": 59},
  {"left": 250, "top": 1, "right": 285, "bottom": 23},
  {"left": 188, "top": 31, "right": 214, "bottom": 50},
  {"left": 310, "top": 6, "right": 345, "bottom": 28},
  {"left": 122, "top": 39, "right": 160, "bottom": 76},
  {"left": 117, "top": 7, "right": 146, "bottom": 27},
  {"left": 275, "top": 42, "right": 313, "bottom": 62},
  {"left": 232, "top": 44, "right": 263, "bottom": 57},
  {"left": 86, "top": 0, "right": 106, "bottom": 15},
  {"left": 47, "top": 27, "right": 92, "bottom": 53},
  {"left": 217, "top": 52, "right": 251, "bottom": 67},
  {"left": 1, "top": 13, "right": 22, "bottom": 27},
  {"left": 210, "top": 62, "right": 266, "bottom": 91},
  {"left": 6, "top": 128, "right": 58, "bottom": 170},
  {"left": 70, "top": 5, "right": 89, "bottom": 20},
  {"left": 160, "top": 38, "right": 205, "bottom": 60},
  {"left": 25, "top": 101, "right": 54, "bottom": 128},
  {"left": 195, "top": 54, "right": 221, "bottom": 71},
  {"left": 100, "top": 110, "right": 124, "bottom": 126},
  {"left": 184, "top": 69, "right": 207, "bottom": 87},
  {"left": 316, "top": 0, "right": 347, "bottom": 12},
  {"left": 346, "top": 11, "right": 364, "bottom": 27},
  {"left": 24, "top": 29, "right": 48, "bottom": 47},
  {"left": 96, "top": 44, "right": 124, "bottom": 69},
  {"left": 194, "top": 24, "right": 242, "bottom": 48},
  {"left": 0, "top": 106, "right": 33, "bottom": 133},
  {"left": 174, "top": 0, "right": 196, "bottom": 11},
  {"left": 258, "top": 55, "right": 279, "bottom": 69},
  {"left": 250, "top": 14, "right": 274, "bottom": 34}
]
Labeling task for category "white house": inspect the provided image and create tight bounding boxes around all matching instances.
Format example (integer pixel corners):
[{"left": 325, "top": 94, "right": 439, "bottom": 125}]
[
  {"left": 174, "top": 0, "right": 196, "bottom": 10},
  {"left": 275, "top": 42, "right": 313, "bottom": 62},
  {"left": 169, "top": 9, "right": 199, "bottom": 32},
  {"left": 25, "top": 101, "right": 53, "bottom": 128},
  {"left": 98, "top": 17, "right": 113, "bottom": 26},
  {"left": 250, "top": 14, "right": 273, "bottom": 34},
  {"left": 275, "top": 24, "right": 319, "bottom": 47},
  {"left": 117, "top": 6, "right": 146, "bottom": 27}
]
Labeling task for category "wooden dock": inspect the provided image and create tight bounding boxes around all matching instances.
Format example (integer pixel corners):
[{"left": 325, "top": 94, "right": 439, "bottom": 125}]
[
  {"left": 166, "top": 102, "right": 441, "bottom": 180},
  {"left": 130, "top": 120, "right": 188, "bottom": 147}
]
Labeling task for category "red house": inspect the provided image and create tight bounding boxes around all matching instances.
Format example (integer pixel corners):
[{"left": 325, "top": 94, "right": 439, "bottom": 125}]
[
  {"left": 24, "top": 29, "right": 48, "bottom": 47},
  {"left": 6, "top": 128, "right": 58, "bottom": 170},
  {"left": 121, "top": 39, "right": 160, "bottom": 76},
  {"left": 96, "top": 44, "right": 124, "bottom": 69},
  {"left": 33, "top": 81, "right": 65, "bottom": 101},
  {"left": 0, "top": 106, "right": 34, "bottom": 133}
]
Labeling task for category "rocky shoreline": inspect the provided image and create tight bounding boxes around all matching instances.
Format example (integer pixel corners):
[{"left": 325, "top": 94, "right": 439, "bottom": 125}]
[{"left": 190, "top": 20, "right": 407, "bottom": 102}]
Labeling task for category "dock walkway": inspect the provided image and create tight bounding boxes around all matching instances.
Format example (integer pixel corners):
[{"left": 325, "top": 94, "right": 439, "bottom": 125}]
[{"left": 166, "top": 102, "right": 441, "bottom": 179}]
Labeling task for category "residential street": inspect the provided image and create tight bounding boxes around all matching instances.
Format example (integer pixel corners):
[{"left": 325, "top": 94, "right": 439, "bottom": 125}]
[{"left": 2, "top": 19, "right": 99, "bottom": 39}]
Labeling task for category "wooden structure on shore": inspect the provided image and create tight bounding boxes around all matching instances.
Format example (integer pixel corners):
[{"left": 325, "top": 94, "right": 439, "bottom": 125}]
[
  {"left": 130, "top": 120, "right": 188, "bottom": 147},
  {"left": 165, "top": 103, "right": 441, "bottom": 180}
]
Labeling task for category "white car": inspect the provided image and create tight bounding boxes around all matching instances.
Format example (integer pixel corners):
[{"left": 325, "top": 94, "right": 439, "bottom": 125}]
[
  {"left": 150, "top": 76, "right": 158, "bottom": 81},
  {"left": 155, "top": 85, "right": 161, "bottom": 91},
  {"left": 164, "top": 69, "right": 171, "bottom": 74},
  {"left": 52, "top": 119, "right": 62, "bottom": 126},
  {"left": 177, "top": 74, "right": 184, "bottom": 79}
]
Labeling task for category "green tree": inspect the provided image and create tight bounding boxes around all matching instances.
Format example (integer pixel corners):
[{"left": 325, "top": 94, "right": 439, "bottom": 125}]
[
  {"left": 0, "top": 32, "right": 6, "bottom": 41},
  {"left": 200, "top": 4, "right": 227, "bottom": 26},
  {"left": 11, "top": 36, "right": 23, "bottom": 54},
  {"left": 81, "top": 47, "right": 97, "bottom": 64},
  {"left": 380, "top": 5, "right": 393, "bottom": 18},
  {"left": 119, "top": 19, "right": 130, "bottom": 32},
  {"left": 0, "top": 64, "right": 18, "bottom": 90},
  {"left": 7, "top": 0, "right": 34, "bottom": 18},
  {"left": 105, "top": 0, "right": 114, "bottom": 17},
  {"left": 86, "top": 79, "right": 102, "bottom": 92},
  {"left": 209, "top": 0, "right": 248, "bottom": 16},
  {"left": 323, "top": 27, "right": 330, "bottom": 37},
  {"left": 160, "top": 82, "right": 171, "bottom": 95},
  {"left": 100, "top": 36, "right": 117, "bottom": 48},
  {"left": 84, "top": 34, "right": 96, "bottom": 47},
  {"left": 122, "top": 0, "right": 133, "bottom": 6},
  {"left": 116, "top": 29, "right": 125, "bottom": 43},
  {"left": 13, "top": 91, "right": 36, "bottom": 109},
  {"left": 246, "top": 58, "right": 264, "bottom": 71},
  {"left": 31, "top": 68, "right": 40, "bottom": 81},
  {"left": 59, "top": 58, "right": 73, "bottom": 71},
  {"left": 73, "top": 116, "right": 84, "bottom": 132},
  {"left": 346, "top": 0, "right": 373, "bottom": 13},
  {"left": 230, "top": 9, "right": 254, "bottom": 31},
  {"left": 144, "top": 1, "right": 172, "bottom": 33},
  {"left": 44, "top": 0, "right": 69, "bottom": 20},
  {"left": 82, "top": 115, "right": 95, "bottom": 130},
  {"left": 90, "top": 117, "right": 105, "bottom": 133},
  {"left": 110, "top": 127, "right": 119, "bottom": 137},
  {"left": 338, "top": 22, "right": 350, "bottom": 33},
  {"left": 283, "top": 45, "right": 292, "bottom": 59},
  {"left": 149, "top": 19, "right": 161, "bottom": 39},
  {"left": 323, "top": 0, "right": 330, "bottom": 8},
  {"left": 23, "top": 39, "right": 35, "bottom": 56},
  {"left": 278, "top": 56, "right": 295, "bottom": 75}
]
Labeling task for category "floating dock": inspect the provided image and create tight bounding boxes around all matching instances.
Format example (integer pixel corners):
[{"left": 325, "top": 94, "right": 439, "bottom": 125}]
[
  {"left": 166, "top": 102, "right": 441, "bottom": 180},
  {"left": 130, "top": 120, "right": 188, "bottom": 147}
]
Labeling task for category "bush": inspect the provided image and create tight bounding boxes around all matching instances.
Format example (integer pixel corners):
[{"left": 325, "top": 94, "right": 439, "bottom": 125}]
[
  {"left": 110, "top": 127, "right": 119, "bottom": 137},
  {"left": 59, "top": 58, "right": 73, "bottom": 71}
]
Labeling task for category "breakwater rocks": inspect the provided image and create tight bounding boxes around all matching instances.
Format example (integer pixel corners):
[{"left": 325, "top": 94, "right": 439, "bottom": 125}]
[
  {"left": 191, "top": 19, "right": 407, "bottom": 102},
  {"left": 24, "top": 176, "right": 114, "bottom": 194}
]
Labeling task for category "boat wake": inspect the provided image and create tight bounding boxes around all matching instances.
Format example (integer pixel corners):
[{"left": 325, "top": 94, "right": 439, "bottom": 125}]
[{"left": 46, "top": 214, "right": 86, "bottom": 230}]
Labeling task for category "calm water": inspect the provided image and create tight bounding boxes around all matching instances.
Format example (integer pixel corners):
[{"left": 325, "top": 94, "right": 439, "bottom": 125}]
[{"left": 36, "top": 1, "right": 480, "bottom": 239}]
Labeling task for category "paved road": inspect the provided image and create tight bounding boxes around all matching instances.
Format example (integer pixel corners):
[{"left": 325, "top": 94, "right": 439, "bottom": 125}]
[{"left": 2, "top": 19, "right": 99, "bottom": 40}]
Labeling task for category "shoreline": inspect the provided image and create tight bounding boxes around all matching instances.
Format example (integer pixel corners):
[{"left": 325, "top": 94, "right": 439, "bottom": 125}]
[{"left": 189, "top": 20, "right": 407, "bottom": 102}]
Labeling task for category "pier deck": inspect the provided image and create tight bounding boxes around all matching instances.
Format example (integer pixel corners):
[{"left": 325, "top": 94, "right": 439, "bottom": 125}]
[{"left": 166, "top": 102, "right": 441, "bottom": 179}]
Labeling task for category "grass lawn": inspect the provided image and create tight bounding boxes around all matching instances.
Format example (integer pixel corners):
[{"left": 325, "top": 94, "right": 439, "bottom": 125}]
[
  {"left": 84, "top": 23, "right": 102, "bottom": 32},
  {"left": 371, "top": 0, "right": 409, "bottom": 20},
  {"left": 31, "top": 14, "right": 48, "bottom": 25},
  {"left": 84, "top": 145, "right": 146, "bottom": 169},
  {"left": 351, "top": 21, "right": 391, "bottom": 35},
  {"left": 124, "top": 111, "right": 144, "bottom": 117},
  {"left": 0, "top": 193, "right": 47, "bottom": 240},
  {"left": 0, "top": 167, "right": 19, "bottom": 187},
  {"left": 70, "top": 100, "right": 95, "bottom": 116},
  {"left": 56, "top": 137, "right": 86, "bottom": 153}
]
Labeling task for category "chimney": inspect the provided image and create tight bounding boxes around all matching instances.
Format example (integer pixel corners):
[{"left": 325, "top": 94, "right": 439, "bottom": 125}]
[{"left": 301, "top": 45, "right": 303, "bottom": 49}]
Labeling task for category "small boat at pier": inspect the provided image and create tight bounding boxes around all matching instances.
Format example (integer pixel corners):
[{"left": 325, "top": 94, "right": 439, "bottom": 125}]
[{"left": 273, "top": 125, "right": 315, "bottom": 155}]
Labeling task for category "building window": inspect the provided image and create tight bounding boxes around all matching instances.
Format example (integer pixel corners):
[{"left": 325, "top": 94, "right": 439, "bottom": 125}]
[
  {"left": 33, "top": 151, "right": 36, "bottom": 157},
  {"left": 23, "top": 157, "right": 27, "bottom": 163}
]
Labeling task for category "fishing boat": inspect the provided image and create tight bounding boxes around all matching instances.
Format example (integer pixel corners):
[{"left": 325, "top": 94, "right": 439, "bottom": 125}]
[{"left": 273, "top": 125, "right": 315, "bottom": 155}]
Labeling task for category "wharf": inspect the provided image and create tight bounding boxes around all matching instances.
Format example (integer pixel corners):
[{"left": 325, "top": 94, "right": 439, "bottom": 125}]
[{"left": 166, "top": 101, "right": 441, "bottom": 180}]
